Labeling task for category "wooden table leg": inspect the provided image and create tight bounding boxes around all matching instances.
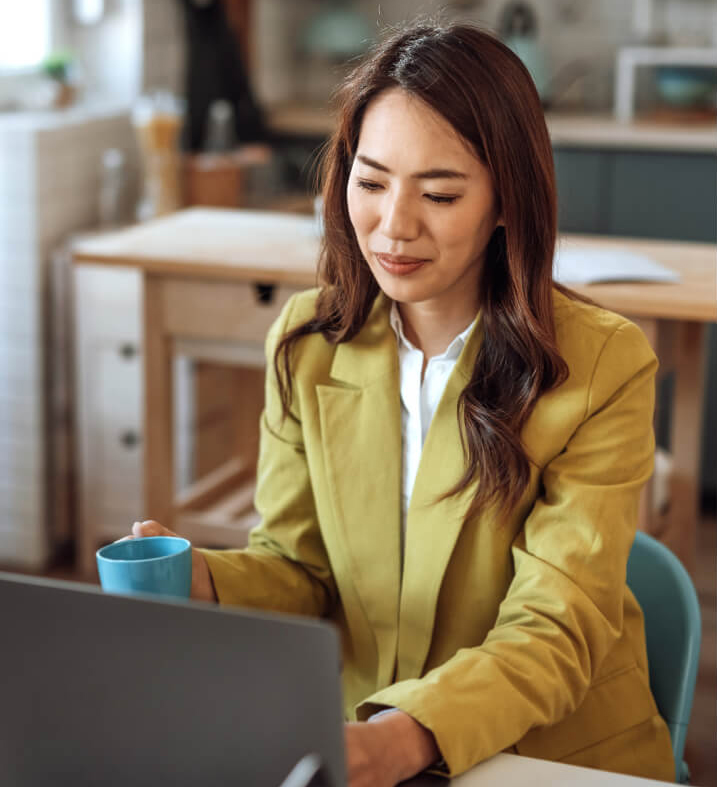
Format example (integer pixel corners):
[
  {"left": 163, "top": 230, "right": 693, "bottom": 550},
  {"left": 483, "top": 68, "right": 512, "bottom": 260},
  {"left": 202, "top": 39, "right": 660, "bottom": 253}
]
[
  {"left": 143, "top": 274, "right": 175, "bottom": 527},
  {"left": 633, "top": 317, "right": 704, "bottom": 575},
  {"left": 668, "top": 321, "right": 705, "bottom": 575}
]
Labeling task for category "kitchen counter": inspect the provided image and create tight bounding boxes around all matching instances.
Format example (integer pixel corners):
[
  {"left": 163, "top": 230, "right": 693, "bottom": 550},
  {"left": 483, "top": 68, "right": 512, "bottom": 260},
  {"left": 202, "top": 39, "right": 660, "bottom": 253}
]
[
  {"left": 547, "top": 111, "right": 716, "bottom": 152},
  {"left": 266, "top": 103, "right": 716, "bottom": 153},
  {"left": 0, "top": 99, "right": 132, "bottom": 131}
]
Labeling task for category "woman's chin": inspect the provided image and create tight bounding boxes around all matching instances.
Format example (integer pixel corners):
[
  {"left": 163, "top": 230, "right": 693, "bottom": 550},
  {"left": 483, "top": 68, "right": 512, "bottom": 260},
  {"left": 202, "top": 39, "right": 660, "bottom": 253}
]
[{"left": 370, "top": 268, "right": 434, "bottom": 305}]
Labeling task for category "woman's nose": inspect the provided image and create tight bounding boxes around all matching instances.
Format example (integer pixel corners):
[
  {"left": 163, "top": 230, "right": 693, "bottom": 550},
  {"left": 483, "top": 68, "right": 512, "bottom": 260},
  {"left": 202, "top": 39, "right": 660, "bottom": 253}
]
[{"left": 380, "top": 191, "right": 419, "bottom": 241}]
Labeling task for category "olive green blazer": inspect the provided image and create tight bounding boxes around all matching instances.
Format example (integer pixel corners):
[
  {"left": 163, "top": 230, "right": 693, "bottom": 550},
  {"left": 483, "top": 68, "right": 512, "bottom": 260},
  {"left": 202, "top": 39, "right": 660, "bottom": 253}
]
[{"left": 200, "top": 288, "right": 674, "bottom": 781}]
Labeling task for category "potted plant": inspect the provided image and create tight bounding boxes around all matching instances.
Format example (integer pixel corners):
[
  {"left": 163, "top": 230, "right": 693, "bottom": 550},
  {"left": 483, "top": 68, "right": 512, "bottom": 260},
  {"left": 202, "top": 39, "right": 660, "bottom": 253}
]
[{"left": 41, "top": 51, "right": 77, "bottom": 108}]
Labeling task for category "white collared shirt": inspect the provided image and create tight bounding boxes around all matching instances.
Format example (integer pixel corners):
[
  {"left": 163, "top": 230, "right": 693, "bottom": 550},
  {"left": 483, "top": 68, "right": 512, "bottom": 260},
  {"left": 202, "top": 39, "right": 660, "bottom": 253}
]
[{"left": 388, "top": 302, "right": 476, "bottom": 538}]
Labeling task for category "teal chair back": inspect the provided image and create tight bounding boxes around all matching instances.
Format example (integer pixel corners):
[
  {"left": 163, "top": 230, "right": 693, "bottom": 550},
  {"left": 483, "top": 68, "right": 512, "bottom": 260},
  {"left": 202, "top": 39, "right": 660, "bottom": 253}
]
[{"left": 626, "top": 531, "right": 702, "bottom": 783}]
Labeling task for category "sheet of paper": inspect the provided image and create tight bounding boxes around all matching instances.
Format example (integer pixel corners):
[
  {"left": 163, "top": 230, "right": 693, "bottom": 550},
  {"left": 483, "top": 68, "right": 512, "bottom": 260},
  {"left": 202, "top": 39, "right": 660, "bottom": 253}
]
[{"left": 553, "top": 245, "right": 681, "bottom": 284}]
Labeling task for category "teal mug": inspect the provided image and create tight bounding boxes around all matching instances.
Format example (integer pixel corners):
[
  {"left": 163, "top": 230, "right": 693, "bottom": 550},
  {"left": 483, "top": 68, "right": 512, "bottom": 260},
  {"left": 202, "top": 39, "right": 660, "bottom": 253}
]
[{"left": 96, "top": 536, "right": 192, "bottom": 599}]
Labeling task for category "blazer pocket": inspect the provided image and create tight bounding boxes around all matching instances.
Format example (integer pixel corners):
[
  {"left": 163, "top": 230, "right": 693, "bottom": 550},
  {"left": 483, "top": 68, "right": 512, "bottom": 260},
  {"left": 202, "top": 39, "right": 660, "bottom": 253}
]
[{"left": 515, "top": 665, "right": 658, "bottom": 763}]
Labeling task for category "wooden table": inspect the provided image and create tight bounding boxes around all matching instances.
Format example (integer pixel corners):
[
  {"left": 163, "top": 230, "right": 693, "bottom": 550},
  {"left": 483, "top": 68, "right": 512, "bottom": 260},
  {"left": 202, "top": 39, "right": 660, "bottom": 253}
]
[
  {"left": 447, "top": 752, "right": 674, "bottom": 785},
  {"left": 73, "top": 209, "right": 318, "bottom": 563},
  {"left": 73, "top": 208, "right": 716, "bottom": 573}
]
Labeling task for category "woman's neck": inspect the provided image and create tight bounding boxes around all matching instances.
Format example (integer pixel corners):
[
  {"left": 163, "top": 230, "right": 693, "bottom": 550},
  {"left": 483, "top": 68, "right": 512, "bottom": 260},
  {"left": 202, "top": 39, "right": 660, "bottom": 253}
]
[{"left": 398, "top": 299, "right": 477, "bottom": 359}]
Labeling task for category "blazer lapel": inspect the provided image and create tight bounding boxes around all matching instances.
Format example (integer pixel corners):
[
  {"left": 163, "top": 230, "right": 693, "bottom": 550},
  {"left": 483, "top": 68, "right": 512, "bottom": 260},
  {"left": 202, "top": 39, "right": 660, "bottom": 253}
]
[
  {"left": 396, "top": 317, "right": 485, "bottom": 680},
  {"left": 316, "top": 293, "right": 403, "bottom": 687}
]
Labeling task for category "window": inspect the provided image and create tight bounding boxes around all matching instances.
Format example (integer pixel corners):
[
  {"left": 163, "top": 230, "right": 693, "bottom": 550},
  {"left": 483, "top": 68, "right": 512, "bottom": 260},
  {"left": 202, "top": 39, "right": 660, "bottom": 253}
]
[{"left": 0, "top": 0, "right": 52, "bottom": 72}]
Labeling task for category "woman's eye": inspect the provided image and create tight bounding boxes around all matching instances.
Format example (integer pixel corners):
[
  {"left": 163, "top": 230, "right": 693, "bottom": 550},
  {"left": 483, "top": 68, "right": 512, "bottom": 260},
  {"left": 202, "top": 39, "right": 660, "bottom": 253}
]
[
  {"left": 425, "top": 193, "right": 459, "bottom": 204},
  {"left": 354, "top": 179, "right": 458, "bottom": 204},
  {"left": 356, "top": 179, "right": 382, "bottom": 192}
]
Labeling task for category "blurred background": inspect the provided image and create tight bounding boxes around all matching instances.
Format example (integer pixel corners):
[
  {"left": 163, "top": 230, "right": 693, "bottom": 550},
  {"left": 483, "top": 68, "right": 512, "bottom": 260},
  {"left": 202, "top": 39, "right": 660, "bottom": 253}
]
[{"left": 0, "top": 0, "right": 714, "bottom": 781}]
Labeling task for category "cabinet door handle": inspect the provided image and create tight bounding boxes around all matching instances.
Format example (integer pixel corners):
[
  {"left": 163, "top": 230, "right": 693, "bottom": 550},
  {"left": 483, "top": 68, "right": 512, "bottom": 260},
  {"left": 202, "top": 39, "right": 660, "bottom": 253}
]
[
  {"left": 119, "top": 342, "right": 138, "bottom": 359},
  {"left": 119, "top": 430, "right": 141, "bottom": 448},
  {"left": 253, "top": 282, "right": 276, "bottom": 304}
]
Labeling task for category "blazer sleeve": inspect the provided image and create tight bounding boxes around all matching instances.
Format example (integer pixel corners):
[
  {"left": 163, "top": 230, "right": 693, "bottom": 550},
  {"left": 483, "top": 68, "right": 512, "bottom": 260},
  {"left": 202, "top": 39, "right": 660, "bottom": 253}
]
[
  {"left": 198, "top": 294, "right": 337, "bottom": 618},
  {"left": 355, "top": 321, "right": 658, "bottom": 776}
]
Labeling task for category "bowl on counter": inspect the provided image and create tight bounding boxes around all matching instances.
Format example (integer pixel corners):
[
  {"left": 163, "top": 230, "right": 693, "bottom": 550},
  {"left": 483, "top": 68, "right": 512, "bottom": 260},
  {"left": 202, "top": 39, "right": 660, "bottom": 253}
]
[{"left": 655, "top": 66, "right": 717, "bottom": 108}]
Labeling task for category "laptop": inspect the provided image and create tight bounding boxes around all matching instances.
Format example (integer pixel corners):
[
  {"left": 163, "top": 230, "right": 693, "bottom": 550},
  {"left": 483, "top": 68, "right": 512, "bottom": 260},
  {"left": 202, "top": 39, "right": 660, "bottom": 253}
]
[{"left": 0, "top": 572, "right": 444, "bottom": 787}]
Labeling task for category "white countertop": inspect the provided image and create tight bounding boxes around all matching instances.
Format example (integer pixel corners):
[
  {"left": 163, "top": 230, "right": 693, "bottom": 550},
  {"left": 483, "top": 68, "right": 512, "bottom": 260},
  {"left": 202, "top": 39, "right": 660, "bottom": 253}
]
[
  {"left": 546, "top": 111, "right": 716, "bottom": 152},
  {"left": 266, "top": 103, "right": 716, "bottom": 154},
  {"left": 0, "top": 100, "right": 131, "bottom": 132}
]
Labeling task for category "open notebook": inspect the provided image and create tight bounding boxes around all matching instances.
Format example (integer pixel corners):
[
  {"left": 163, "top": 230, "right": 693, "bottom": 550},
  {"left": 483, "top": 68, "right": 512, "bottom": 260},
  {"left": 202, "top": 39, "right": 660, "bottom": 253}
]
[{"left": 553, "top": 245, "right": 680, "bottom": 285}]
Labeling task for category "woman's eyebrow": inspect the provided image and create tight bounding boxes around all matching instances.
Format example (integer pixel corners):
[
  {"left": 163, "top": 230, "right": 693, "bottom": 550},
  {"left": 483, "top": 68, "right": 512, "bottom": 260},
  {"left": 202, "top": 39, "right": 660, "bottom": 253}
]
[{"left": 355, "top": 154, "right": 468, "bottom": 180}]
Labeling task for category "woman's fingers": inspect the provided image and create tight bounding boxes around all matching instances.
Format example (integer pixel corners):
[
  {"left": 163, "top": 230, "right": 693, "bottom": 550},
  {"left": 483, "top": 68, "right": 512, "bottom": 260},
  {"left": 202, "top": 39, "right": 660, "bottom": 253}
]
[
  {"left": 123, "top": 519, "right": 218, "bottom": 603},
  {"left": 131, "top": 520, "right": 179, "bottom": 539}
]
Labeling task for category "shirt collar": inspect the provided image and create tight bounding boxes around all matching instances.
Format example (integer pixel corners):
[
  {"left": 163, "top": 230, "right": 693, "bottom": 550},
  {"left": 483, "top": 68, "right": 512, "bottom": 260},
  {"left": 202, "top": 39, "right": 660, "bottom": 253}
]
[{"left": 389, "top": 301, "right": 476, "bottom": 360}]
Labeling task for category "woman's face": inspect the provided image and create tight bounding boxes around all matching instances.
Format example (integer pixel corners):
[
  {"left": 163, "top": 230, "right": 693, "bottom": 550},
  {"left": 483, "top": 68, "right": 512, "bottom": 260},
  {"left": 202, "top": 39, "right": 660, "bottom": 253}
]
[{"left": 347, "top": 87, "right": 501, "bottom": 316}]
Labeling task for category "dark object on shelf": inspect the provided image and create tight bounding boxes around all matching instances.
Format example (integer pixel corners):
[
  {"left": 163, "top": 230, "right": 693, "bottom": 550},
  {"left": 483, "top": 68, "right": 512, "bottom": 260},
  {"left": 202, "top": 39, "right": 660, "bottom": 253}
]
[{"left": 180, "top": 0, "right": 266, "bottom": 152}]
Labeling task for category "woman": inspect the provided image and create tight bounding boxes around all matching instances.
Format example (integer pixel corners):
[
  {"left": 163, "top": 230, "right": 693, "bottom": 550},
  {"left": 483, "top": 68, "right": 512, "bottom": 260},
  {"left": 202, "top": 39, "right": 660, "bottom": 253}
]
[{"left": 131, "top": 22, "right": 674, "bottom": 786}]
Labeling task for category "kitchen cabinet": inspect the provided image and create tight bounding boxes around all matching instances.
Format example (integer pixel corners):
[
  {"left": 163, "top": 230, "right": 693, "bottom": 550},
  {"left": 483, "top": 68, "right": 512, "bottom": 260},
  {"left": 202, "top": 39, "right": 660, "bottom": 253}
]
[
  {"left": 74, "top": 265, "right": 145, "bottom": 558},
  {"left": 554, "top": 147, "right": 717, "bottom": 242},
  {"left": 552, "top": 149, "right": 610, "bottom": 234},
  {"left": 73, "top": 262, "right": 195, "bottom": 575},
  {"left": 609, "top": 151, "right": 716, "bottom": 243}
]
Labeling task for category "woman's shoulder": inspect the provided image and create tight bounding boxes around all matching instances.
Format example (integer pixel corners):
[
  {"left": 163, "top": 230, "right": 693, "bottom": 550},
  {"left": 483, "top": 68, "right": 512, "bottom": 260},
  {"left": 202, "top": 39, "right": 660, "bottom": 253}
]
[
  {"left": 265, "top": 287, "right": 337, "bottom": 375},
  {"left": 553, "top": 287, "right": 627, "bottom": 335},
  {"left": 265, "top": 287, "right": 321, "bottom": 346},
  {"left": 281, "top": 287, "right": 322, "bottom": 329},
  {"left": 552, "top": 287, "right": 656, "bottom": 371}
]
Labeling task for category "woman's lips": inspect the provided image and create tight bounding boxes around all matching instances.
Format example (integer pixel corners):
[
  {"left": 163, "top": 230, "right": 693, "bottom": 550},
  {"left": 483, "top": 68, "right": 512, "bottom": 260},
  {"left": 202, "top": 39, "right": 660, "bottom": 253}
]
[{"left": 374, "top": 253, "right": 429, "bottom": 276}]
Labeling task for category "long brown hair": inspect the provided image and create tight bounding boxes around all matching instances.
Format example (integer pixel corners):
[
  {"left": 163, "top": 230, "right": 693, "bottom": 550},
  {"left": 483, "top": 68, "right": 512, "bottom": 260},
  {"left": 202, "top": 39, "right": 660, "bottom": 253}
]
[{"left": 276, "top": 22, "right": 573, "bottom": 519}]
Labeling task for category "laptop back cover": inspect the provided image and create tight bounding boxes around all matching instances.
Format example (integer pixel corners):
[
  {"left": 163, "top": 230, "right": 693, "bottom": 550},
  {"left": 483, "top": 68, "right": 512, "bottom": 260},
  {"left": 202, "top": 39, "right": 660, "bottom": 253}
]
[{"left": 0, "top": 572, "right": 346, "bottom": 787}]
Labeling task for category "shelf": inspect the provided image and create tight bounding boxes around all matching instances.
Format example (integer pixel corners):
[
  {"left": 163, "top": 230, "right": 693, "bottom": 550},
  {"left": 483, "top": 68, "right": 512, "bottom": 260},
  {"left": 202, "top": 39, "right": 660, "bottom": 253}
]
[
  {"left": 615, "top": 46, "right": 717, "bottom": 122},
  {"left": 617, "top": 46, "right": 717, "bottom": 67},
  {"left": 174, "top": 456, "right": 259, "bottom": 549}
]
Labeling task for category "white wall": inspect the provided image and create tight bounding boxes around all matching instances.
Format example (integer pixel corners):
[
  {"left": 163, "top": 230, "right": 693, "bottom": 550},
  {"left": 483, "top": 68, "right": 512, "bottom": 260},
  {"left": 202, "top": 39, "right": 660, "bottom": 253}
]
[
  {"left": 0, "top": 107, "right": 137, "bottom": 568},
  {"left": 0, "top": 1, "right": 185, "bottom": 568},
  {"left": 0, "top": 124, "right": 44, "bottom": 565},
  {"left": 67, "top": 0, "right": 144, "bottom": 103},
  {"left": 57, "top": 0, "right": 185, "bottom": 104}
]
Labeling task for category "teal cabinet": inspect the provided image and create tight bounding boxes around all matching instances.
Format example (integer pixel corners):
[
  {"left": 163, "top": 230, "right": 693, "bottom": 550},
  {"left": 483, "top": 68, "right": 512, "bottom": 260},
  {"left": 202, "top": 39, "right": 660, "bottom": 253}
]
[
  {"left": 553, "top": 146, "right": 716, "bottom": 242},
  {"left": 608, "top": 151, "right": 716, "bottom": 243},
  {"left": 553, "top": 149, "right": 610, "bottom": 234}
]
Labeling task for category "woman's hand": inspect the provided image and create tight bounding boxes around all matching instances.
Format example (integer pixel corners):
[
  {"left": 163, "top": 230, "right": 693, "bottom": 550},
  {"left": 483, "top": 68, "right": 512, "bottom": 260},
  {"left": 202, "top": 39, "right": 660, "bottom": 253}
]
[
  {"left": 128, "top": 520, "right": 217, "bottom": 603},
  {"left": 344, "top": 711, "right": 440, "bottom": 787}
]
